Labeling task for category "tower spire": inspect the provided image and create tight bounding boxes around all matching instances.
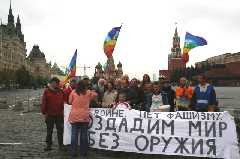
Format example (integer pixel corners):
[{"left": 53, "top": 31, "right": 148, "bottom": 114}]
[
  {"left": 170, "top": 23, "right": 181, "bottom": 58},
  {"left": 8, "top": 0, "right": 14, "bottom": 27},
  {"left": 16, "top": 14, "right": 21, "bottom": 32},
  {"left": 174, "top": 22, "right": 178, "bottom": 37},
  {"left": 174, "top": 27, "right": 178, "bottom": 36},
  {"left": 9, "top": 0, "right": 12, "bottom": 14},
  {"left": 17, "top": 14, "right": 20, "bottom": 23}
]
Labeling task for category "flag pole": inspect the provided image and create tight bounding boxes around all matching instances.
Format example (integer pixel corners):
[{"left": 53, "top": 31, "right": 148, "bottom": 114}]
[{"left": 0, "top": 19, "right": 2, "bottom": 58}]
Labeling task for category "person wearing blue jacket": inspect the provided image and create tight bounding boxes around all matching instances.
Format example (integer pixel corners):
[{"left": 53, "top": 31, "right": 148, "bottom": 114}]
[{"left": 191, "top": 74, "right": 217, "bottom": 112}]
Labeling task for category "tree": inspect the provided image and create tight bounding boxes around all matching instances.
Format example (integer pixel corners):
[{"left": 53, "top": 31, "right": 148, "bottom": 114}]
[
  {"left": 15, "top": 66, "right": 31, "bottom": 88},
  {"left": 0, "top": 70, "right": 16, "bottom": 89},
  {"left": 51, "top": 62, "right": 65, "bottom": 76},
  {"left": 35, "top": 76, "right": 48, "bottom": 88}
]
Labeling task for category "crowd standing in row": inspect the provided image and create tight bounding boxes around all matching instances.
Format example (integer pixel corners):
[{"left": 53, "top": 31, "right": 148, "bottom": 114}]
[{"left": 40, "top": 73, "right": 217, "bottom": 158}]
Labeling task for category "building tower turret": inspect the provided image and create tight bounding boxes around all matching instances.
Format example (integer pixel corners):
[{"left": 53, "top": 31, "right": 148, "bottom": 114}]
[
  {"left": 168, "top": 26, "right": 186, "bottom": 75},
  {"left": 16, "top": 15, "right": 21, "bottom": 33},
  {"left": 16, "top": 15, "right": 24, "bottom": 41},
  {"left": 117, "top": 62, "right": 123, "bottom": 77},
  {"left": 170, "top": 27, "right": 181, "bottom": 58},
  {"left": 7, "top": 0, "right": 15, "bottom": 28}
]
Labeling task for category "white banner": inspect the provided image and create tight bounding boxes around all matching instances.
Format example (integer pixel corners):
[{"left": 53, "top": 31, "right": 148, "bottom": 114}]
[{"left": 64, "top": 105, "right": 240, "bottom": 159}]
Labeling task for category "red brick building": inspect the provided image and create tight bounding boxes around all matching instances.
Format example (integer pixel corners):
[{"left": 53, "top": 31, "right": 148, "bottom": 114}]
[{"left": 197, "top": 52, "right": 240, "bottom": 86}]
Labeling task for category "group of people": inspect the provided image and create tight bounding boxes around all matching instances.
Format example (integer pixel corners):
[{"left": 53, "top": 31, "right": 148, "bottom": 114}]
[{"left": 40, "top": 73, "right": 217, "bottom": 158}]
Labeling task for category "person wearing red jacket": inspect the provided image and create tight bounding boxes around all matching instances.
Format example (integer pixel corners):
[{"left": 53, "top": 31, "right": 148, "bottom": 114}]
[
  {"left": 41, "top": 77, "right": 64, "bottom": 151},
  {"left": 63, "top": 78, "right": 77, "bottom": 104}
]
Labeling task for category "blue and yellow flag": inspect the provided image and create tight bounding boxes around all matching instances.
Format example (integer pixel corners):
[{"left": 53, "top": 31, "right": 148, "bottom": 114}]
[{"left": 182, "top": 32, "right": 207, "bottom": 63}]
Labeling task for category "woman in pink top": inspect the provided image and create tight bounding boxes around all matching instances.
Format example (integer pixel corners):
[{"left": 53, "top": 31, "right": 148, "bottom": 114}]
[{"left": 68, "top": 80, "right": 97, "bottom": 158}]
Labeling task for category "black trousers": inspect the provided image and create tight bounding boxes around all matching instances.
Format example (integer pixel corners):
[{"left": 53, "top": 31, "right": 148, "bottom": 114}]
[{"left": 45, "top": 115, "right": 63, "bottom": 147}]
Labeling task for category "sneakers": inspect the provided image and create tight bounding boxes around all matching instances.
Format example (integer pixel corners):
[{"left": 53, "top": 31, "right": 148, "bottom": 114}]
[{"left": 44, "top": 145, "right": 52, "bottom": 151}]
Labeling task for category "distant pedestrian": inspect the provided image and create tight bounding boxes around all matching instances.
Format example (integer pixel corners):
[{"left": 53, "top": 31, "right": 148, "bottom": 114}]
[
  {"left": 175, "top": 77, "right": 193, "bottom": 111},
  {"left": 68, "top": 80, "right": 97, "bottom": 157},
  {"left": 41, "top": 77, "right": 64, "bottom": 151},
  {"left": 191, "top": 74, "right": 217, "bottom": 112}
]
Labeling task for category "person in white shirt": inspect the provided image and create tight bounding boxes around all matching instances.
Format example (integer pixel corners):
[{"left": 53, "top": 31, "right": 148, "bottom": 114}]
[
  {"left": 113, "top": 90, "right": 131, "bottom": 110},
  {"left": 150, "top": 82, "right": 170, "bottom": 112},
  {"left": 102, "top": 82, "right": 117, "bottom": 108}
]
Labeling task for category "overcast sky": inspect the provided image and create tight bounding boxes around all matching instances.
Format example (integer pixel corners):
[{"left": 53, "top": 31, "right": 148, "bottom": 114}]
[{"left": 0, "top": 0, "right": 240, "bottom": 79}]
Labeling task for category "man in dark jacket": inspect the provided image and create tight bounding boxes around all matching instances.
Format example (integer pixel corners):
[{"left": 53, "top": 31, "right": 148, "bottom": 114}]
[
  {"left": 162, "top": 80, "right": 176, "bottom": 112},
  {"left": 128, "top": 78, "right": 144, "bottom": 110},
  {"left": 41, "top": 77, "right": 64, "bottom": 151},
  {"left": 142, "top": 82, "right": 153, "bottom": 112}
]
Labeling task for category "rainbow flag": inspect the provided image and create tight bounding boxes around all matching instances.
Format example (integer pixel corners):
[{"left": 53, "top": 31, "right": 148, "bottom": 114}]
[
  {"left": 103, "top": 25, "right": 122, "bottom": 58},
  {"left": 182, "top": 32, "right": 207, "bottom": 63},
  {"left": 62, "top": 49, "right": 77, "bottom": 84}
]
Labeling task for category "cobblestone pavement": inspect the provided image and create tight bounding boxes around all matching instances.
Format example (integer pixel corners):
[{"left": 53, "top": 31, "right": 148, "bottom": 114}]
[
  {"left": 0, "top": 89, "right": 43, "bottom": 106},
  {"left": 0, "top": 110, "right": 203, "bottom": 159}
]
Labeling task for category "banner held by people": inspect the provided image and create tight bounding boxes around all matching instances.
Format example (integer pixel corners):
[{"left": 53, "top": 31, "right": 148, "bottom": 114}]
[{"left": 64, "top": 106, "right": 239, "bottom": 159}]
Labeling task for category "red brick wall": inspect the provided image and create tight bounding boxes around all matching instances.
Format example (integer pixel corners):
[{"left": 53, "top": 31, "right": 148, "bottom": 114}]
[
  {"left": 168, "top": 58, "right": 186, "bottom": 71},
  {"left": 226, "top": 61, "right": 240, "bottom": 76}
]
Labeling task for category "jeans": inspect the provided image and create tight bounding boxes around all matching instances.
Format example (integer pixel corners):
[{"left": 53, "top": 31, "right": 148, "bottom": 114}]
[
  {"left": 45, "top": 115, "right": 63, "bottom": 147},
  {"left": 71, "top": 122, "right": 89, "bottom": 156}
]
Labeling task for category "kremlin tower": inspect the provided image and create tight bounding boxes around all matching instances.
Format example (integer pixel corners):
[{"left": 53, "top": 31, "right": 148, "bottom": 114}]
[{"left": 159, "top": 27, "right": 186, "bottom": 80}]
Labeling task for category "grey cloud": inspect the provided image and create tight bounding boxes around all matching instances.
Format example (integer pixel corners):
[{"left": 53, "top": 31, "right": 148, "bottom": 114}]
[
  {"left": 0, "top": 0, "right": 45, "bottom": 26},
  {"left": 176, "top": 3, "right": 240, "bottom": 30}
]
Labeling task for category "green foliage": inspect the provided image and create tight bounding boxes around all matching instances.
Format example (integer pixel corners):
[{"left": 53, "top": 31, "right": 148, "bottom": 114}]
[
  {"left": 0, "top": 70, "right": 15, "bottom": 89},
  {"left": 0, "top": 66, "right": 49, "bottom": 89},
  {"left": 34, "top": 76, "right": 48, "bottom": 88},
  {"left": 51, "top": 62, "right": 65, "bottom": 76},
  {"left": 15, "top": 66, "right": 31, "bottom": 88}
]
